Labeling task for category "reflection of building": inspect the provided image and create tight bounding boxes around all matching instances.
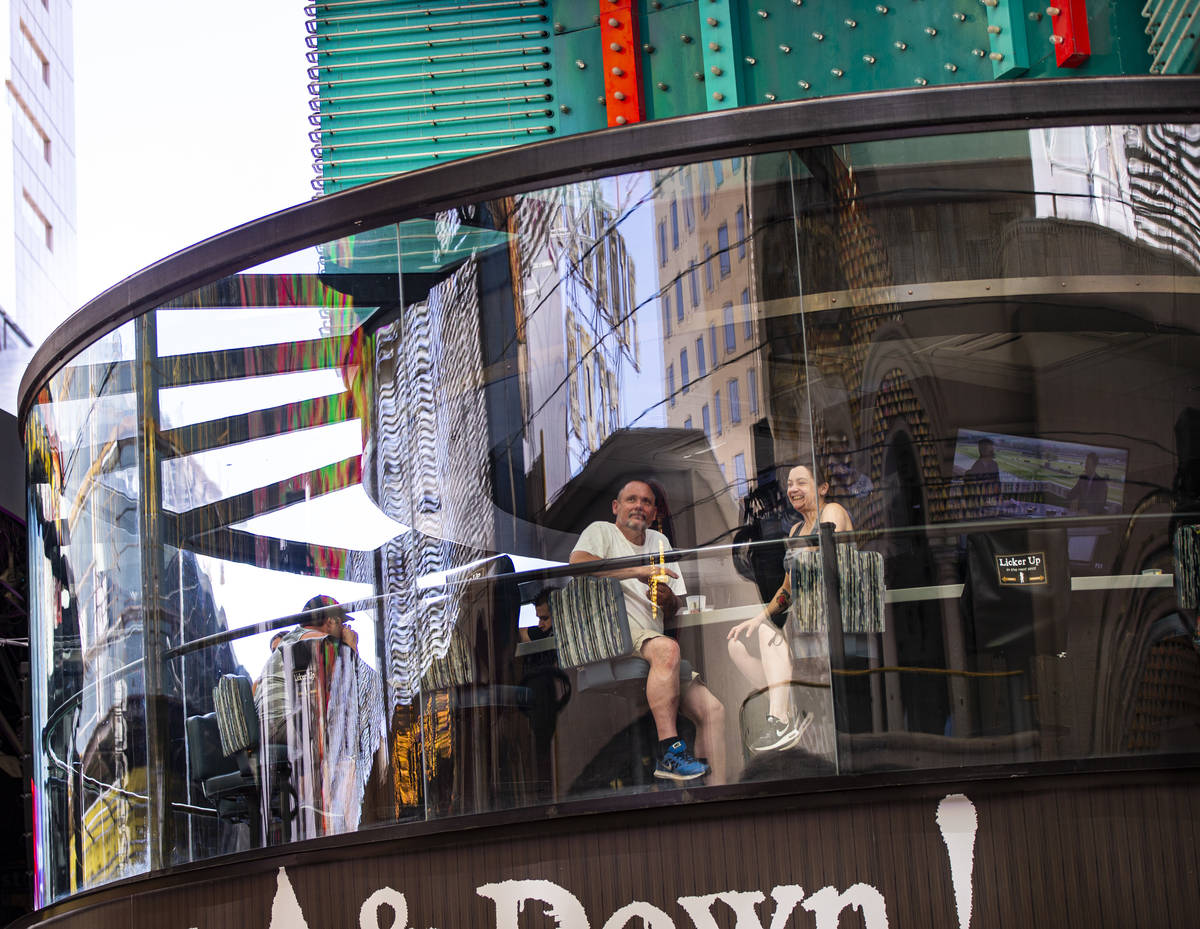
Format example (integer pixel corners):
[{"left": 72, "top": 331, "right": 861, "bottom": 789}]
[
  {"left": 520, "top": 182, "right": 641, "bottom": 510},
  {"left": 0, "top": 0, "right": 76, "bottom": 412},
  {"left": 655, "top": 159, "right": 766, "bottom": 500}
]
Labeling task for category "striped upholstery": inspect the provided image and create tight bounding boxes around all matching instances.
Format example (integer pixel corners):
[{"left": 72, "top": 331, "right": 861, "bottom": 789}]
[
  {"left": 789, "top": 544, "right": 886, "bottom": 634},
  {"left": 549, "top": 577, "right": 633, "bottom": 668},
  {"left": 1174, "top": 524, "right": 1200, "bottom": 609},
  {"left": 213, "top": 674, "right": 259, "bottom": 757}
]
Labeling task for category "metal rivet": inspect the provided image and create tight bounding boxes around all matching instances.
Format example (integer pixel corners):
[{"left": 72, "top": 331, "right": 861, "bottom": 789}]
[
  {"left": 863, "top": 55, "right": 876, "bottom": 64},
  {"left": 845, "top": 19, "right": 857, "bottom": 27},
  {"left": 1050, "top": 34, "right": 1064, "bottom": 43},
  {"left": 597, "top": 96, "right": 605, "bottom": 104},
  {"left": 944, "top": 62, "right": 958, "bottom": 71},
  {"left": 610, "top": 42, "right": 622, "bottom": 51},
  {"left": 953, "top": 12, "right": 966, "bottom": 22},
  {"left": 711, "top": 66, "right": 723, "bottom": 75},
  {"left": 709, "top": 41, "right": 720, "bottom": 51},
  {"left": 876, "top": 4, "right": 889, "bottom": 13},
  {"left": 616, "top": 115, "right": 627, "bottom": 124},
  {"left": 614, "top": 90, "right": 626, "bottom": 100},
  {"left": 713, "top": 91, "right": 725, "bottom": 101},
  {"left": 1028, "top": 11, "right": 1042, "bottom": 20},
  {"left": 643, "top": 44, "right": 655, "bottom": 53},
  {"left": 895, "top": 41, "right": 908, "bottom": 50},
  {"left": 694, "top": 71, "right": 704, "bottom": 80},
  {"left": 813, "top": 31, "right": 825, "bottom": 40},
  {"left": 798, "top": 79, "right": 811, "bottom": 89},
  {"left": 1046, "top": 5, "right": 1061, "bottom": 15},
  {"left": 987, "top": 24, "right": 1002, "bottom": 33},
  {"left": 608, "top": 17, "right": 619, "bottom": 27},
  {"left": 553, "top": 22, "right": 564, "bottom": 33},
  {"left": 559, "top": 104, "right": 570, "bottom": 113},
  {"left": 989, "top": 51, "right": 1004, "bottom": 60},
  {"left": 611, "top": 66, "right": 624, "bottom": 76},
  {"left": 792, "top": 0, "right": 803, "bottom": 5},
  {"left": 707, "top": 17, "right": 718, "bottom": 26},
  {"left": 575, "top": 59, "right": 586, "bottom": 69},
  {"left": 764, "top": 92, "right": 776, "bottom": 100},
  {"left": 681, "top": 34, "right": 692, "bottom": 43},
  {"left": 745, "top": 56, "right": 757, "bottom": 65},
  {"left": 758, "top": 9, "right": 769, "bottom": 18},
  {"left": 780, "top": 44, "right": 792, "bottom": 53},
  {"left": 657, "top": 81, "right": 669, "bottom": 91},
  {"left": 914, "top": 76, "right": 928, "bottom": 85},
  {"left": 926, "top": 26, "right": 938, "bottom": 36},
  {"left": 831, "top": 67, "right": 844, "bottom": 76},
  {"left": 973, "top": 47, "right": 986, "bottom": 56}
]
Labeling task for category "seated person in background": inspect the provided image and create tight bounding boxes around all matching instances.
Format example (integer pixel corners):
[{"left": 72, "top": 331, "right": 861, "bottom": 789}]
[
  {"left": 727, "top": 464, "right": 851, "bottom": 753},
  {"left": 570, "top": 479, "right": 726, "bottom": 784},
  {"left": 519, "top": 589, "right": 556, "bottom": 666},
  {"left": 1066, "top": 452, "right": 1109, "bottom": 515},
  {"left": 255, "top": 594, "right": 359, "bottom": 742}
]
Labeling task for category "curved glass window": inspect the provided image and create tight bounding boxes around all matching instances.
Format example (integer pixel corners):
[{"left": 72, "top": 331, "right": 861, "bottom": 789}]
[{"left": 25, "top": 119, "right": 1200, "bottom": 903}]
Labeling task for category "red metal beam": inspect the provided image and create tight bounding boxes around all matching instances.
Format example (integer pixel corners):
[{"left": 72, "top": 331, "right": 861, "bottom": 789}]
[
  {"left": 1050, "top": 1, "right": 1091, "bottom": 69},
  {"left": 600, "top": 0, "right": 644, "bottom": 127}
]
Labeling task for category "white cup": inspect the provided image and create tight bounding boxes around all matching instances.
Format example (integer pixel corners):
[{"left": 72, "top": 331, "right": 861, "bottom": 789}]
[{"left": 686, "top": 594, "right": 707, "bottom": 613}]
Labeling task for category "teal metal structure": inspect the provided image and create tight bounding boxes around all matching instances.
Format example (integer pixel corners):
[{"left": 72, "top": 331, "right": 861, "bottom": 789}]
[{"left": 307, "top": 0, "right": 1171, "bottom": 193}]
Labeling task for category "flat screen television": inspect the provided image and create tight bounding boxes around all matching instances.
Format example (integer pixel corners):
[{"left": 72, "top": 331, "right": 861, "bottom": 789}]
[{"left": 953, "top": 428, "right": 1129, "bottom": 520}]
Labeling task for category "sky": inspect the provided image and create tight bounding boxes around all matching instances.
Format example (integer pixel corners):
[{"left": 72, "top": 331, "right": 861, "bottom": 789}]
[{"left": 74, "top": 1, "right": 314, "bottom": 304}]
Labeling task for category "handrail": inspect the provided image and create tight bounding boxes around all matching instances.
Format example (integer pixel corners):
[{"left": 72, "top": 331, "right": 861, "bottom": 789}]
[{"left": 18, "top": 75, "right": 1200, "bottom": 425}]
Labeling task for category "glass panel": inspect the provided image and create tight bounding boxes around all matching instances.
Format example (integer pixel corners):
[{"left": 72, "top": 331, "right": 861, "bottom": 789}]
[
  {"left": 793, "top": 124, "right": 1200, "bottom": 772},
  {"left": 26, "top": 123, "right": 1200, "bottom": 897},
  {"left": 26, "top": 320, "right": 148, "bottom": 905}
]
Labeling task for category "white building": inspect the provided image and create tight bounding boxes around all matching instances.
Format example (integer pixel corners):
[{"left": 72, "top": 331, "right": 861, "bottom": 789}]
[{"left": 0, "top": 0, "right": 75, "bottom": 415}]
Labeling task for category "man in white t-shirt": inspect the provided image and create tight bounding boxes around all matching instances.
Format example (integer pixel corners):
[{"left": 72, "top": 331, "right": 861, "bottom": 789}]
[{"left": 570, "top": 480, "right": 725, "bottom": 783}]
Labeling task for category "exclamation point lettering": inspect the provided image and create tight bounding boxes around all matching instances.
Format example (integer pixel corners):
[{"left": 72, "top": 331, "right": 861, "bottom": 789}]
[{"left": 936, "top": 794, "right": 978, "bottom": 929}]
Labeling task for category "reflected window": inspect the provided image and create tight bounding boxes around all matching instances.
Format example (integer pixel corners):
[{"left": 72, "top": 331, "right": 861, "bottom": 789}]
[
  {"left": 667, "top": 364, "right": 676, "bottom": 405},
  {"left": 723, "top": 303, "right": 736, "bottom": 352},
  {"left": 741, "top": 289, "right": 752, "bottom": 339},
  {"left": 689, "top": 262, "right": 699, "bottom": 306},
  {"left": 702, "top": 403, "right": 711, "bottom": 437},
  {"left": 714, "top": 159, "right": 725, "bottom": 186},
  {"left": 696, "top": 336, "right": 706, "bottom": 378},
  {"left": 671, "top": 200, "right": 679, "bottom": 248},
  {"left": 715, "top": 389, "right": 723, "bottom": 434},
  {"left": 729, "top": 378, "right": 742, "bottom": 424},
  {"left": 718, "top": 224, "right": 731, "bottom": 277},
  {"left": 748, "top": 368, "right": 759, "bottom": 416},
  {"left": 736, "top": 206, "right": 746, "bottom": 258},
  {"left": 704, "top": 244, "right": 714, "bottom": 291},
  {"left": 658, "top": 221, "right": 667, "bottom": 266},
  {"left": 675, "top": 277, "right": 685, "bottom": 321},
  {"left": 734, "top": 452, "right": 748, "bottom": 495},
  {"left": 663, "top": 294, "right": 672, "bottom": 336},
  {"left": 709, "top": 325, "right": 718, "bottom": 368},
  {"left": 681, "top": 348, "right": 690, "bottom": 391}
]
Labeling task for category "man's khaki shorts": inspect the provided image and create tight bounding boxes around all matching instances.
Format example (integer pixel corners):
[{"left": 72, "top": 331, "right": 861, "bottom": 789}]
[{"left": 632, "top": 629, "right": 702, "bottom": 682}]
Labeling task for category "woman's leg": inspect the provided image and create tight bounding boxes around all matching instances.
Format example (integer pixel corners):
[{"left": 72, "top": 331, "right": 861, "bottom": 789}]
[
  {"left": 756, "top": 622, "right": 794, "bottom": 720},
  {"left": 727, "top": 635, "right": 768, "bottom": 691}
]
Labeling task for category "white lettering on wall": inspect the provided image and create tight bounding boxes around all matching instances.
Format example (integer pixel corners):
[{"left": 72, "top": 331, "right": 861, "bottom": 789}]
[
  {"left": 801, "top": 884, "right": 889, "bottom": 929},
  {"left": 477, "top": 879, "right": 591, "bottom": 929},
  {"left": 360, "top": 887, "right": 409, "bottom": 929},
  {"left": 936, "top": 793, "right": 978, "bottom": 929},
  {"left": 258, "top": 794, "right": 976, "bottom": 929},
  {"left": 600, "top": 900, "right": 676, "bottom": 929},
  {"left": 268, "top": 867, "right": 310, "bottom": 929}
]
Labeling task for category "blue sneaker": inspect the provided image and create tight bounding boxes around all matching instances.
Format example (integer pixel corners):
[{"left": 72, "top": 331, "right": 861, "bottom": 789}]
[{"left": 654, "top": 739, "right": 708, "bottom": 781}]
